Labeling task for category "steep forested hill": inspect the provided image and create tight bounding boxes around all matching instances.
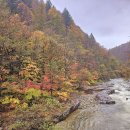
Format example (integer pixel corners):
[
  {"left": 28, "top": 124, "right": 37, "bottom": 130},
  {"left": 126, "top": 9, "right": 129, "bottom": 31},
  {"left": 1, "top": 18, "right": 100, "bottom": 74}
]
[
  {"left": 109, "top": 42, "right": 130, "bottom": 63},
  {"left": 1, "top": 0, "right": 129, "bottom": 129},
  {"left": 3, "top": 0, "right": 122, "bottom": 80}
]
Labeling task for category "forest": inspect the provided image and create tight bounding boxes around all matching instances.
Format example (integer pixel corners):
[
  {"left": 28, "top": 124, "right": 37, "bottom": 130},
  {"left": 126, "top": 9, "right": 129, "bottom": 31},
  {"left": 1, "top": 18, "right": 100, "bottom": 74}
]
[
  {"left": 110, "top": 41, "right": 130, "bottom": 63},
  {"left": 0, "top": 0, "right": 130, "bottom": 130}
]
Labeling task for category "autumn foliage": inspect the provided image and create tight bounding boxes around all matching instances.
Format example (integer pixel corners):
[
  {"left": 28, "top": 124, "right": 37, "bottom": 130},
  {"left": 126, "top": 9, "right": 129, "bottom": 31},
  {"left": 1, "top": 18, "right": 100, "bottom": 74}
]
[{"left": 0, "top": 0, "right": 128, "bottom": 129}]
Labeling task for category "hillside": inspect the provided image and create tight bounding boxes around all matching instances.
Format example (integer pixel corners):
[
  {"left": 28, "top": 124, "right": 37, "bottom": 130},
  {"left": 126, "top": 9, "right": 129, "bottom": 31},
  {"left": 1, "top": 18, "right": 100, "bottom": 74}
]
[
  {"left": 1, "top": 0, "right": 122, "bottom": 83},
  {"left": 109, "top": 42, "right": 130, "bottom": 62},
  {"left": 0, "top": 0, "right": 128, "bottom": 129}
]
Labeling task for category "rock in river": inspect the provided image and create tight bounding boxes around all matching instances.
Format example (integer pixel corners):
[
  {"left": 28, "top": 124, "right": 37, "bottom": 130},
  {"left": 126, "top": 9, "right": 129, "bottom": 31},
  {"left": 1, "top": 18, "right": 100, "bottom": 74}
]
[{"left": 96, "top": 89, "right": 115, "bottom": 104}]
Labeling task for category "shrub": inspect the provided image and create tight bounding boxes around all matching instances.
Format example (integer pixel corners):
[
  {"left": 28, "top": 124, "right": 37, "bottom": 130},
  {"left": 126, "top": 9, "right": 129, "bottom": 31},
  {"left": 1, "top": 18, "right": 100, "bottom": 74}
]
[
  {"left": 45, "top": 97, "right": 61, "bottom": 108},
  {"left": 8, "top": 121, "right": 26, "bottom": 130},
  {"left": 6, "top": 75, "right": 18, "bottom": 82},
  {"left": 19, "top": 57, "right": 40, "bottom": 81},
  {"left": 24, "top": 88, "right": 41, "bottom": 102},
  {"left": 7, "top": 104, "right": 55, "bottom": 130},
  {"left": 63, "top": 81, "right": 73, "bottom": 88},
  {"left": 0, "top": 96, "right": 20, "bottom": 111},
  {"left": 57, "top": 91, "right": 70, "bottom": 102},
  {"left": 0, "top": 96, "right": 20, "bottom": 105}
]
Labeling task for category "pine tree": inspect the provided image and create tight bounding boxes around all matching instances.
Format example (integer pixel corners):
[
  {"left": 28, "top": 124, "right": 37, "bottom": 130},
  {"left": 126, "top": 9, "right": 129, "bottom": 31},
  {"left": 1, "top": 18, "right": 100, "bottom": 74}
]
[
  {"left": 62, "top": 8, "right": 73, "bottom": 79},
  {"left": 22, "top": 0, "right": 32, "bottom": 7},
  {"left": 7, "top": 0, "right": 20, "bottom": 13},
  {"left": 46, "top": 0, "right": 52, "bottom": 13},
  {"left": 62, "top": 8, "right": 73, "bottom": 28},
  {"left": 90, "top": 33, "right": 96, "bottom": 42}
]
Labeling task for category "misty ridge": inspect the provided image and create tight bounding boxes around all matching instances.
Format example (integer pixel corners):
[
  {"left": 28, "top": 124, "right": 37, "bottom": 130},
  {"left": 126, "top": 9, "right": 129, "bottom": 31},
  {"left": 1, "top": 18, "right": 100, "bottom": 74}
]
[{"left": 0, "top": 0, "right": 130, "bottom": 130}]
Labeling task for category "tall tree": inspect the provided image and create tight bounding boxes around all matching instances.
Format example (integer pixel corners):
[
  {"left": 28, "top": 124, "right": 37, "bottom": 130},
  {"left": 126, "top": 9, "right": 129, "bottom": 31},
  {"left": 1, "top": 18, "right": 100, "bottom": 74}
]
[
  {"left": 46, "top": 0, "right": 52, "bottom": 13},
  {"left": 62, "top": 8, "right": 73, "bottom": 79},
  {"left": 32, "top": 0, "right": 46, "bottom": 30},
  {"left": 22, "top": 0, "right": 32, "bottom": 7},
  {"left": 62, "top": 8, "right": 73, "bottom": 28},
  {"left": 17, "top": 2, "right": 33, "bottom": 25},
  {"left": 7, "top": 0, "right": 20, "bottom": 13},
  {"left": 90, "top": 33, "right": 96, "bottom": 42},
  {"left": 88, "top": 33, "right": 96, "bottom": 48}
]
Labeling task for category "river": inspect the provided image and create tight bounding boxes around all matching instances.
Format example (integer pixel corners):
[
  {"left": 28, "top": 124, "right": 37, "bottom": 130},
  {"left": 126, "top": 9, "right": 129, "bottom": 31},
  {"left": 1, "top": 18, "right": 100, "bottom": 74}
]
[{"left": 55, "top": 79, "right": 130, "bottom": 130}]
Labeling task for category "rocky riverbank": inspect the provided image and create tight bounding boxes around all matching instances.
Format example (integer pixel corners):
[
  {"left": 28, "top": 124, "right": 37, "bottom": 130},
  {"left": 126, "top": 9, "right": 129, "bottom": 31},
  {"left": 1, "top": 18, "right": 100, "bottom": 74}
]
[
  {"left": 54, "top": 80, "right": 116, "bottom": 130},
  {"left": 54, "top": 93, "right": 98, "bottom": 130},
  {"left": 53, "top": 99, "right": 80, "bottom": 123}
]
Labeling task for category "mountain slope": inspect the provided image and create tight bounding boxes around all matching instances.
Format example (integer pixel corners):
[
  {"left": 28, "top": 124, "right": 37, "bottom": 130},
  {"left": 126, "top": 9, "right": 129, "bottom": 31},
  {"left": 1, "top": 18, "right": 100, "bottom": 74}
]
[
  {"left": 109, "top": 42, "right": 130, "bottom": 62},
  {"left": 4, "top": 0, "right": 122, "bottom": 80}
]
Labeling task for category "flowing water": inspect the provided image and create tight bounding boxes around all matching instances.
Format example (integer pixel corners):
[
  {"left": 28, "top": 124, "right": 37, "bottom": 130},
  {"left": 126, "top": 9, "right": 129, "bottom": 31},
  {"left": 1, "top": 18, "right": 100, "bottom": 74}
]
[{"left": 56, "top": 79, "right": 130, "bottom": 130}]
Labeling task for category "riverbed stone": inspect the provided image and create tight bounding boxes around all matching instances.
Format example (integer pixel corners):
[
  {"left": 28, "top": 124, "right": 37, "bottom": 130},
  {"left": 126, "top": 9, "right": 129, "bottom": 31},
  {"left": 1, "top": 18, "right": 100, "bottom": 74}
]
[{"left": 96, "top": 89, "right": 116, "bottom": 104}]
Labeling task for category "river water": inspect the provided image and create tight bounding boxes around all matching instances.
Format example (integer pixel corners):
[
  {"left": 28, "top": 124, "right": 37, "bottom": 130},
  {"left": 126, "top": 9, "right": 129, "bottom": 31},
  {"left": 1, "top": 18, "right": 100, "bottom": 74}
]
[{"left": 56, "top": 79, "right": 130, "bottom": 130}]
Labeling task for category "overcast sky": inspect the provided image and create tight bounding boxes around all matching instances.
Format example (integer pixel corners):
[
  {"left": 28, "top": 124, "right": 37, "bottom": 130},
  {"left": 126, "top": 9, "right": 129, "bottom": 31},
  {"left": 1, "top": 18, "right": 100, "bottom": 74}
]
[{"left": 46, "top": 0, "right": 130, "bottom": 49}]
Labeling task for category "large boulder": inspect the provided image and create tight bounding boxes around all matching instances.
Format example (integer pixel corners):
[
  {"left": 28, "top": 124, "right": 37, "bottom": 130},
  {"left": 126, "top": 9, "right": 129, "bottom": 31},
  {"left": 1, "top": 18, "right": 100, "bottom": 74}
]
[
  {"left": 84, "top": 83, "right": 114, "bottom": 94},
  {"left": 96, "top": 90, "right": 115, "bottom": 104}
]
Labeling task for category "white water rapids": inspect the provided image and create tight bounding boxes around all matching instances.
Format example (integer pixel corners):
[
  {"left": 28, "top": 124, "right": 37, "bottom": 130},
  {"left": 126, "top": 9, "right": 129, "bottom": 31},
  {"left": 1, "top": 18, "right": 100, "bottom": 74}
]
[{"left": 56, "top": 79, "right": 130, "bottom": 130}]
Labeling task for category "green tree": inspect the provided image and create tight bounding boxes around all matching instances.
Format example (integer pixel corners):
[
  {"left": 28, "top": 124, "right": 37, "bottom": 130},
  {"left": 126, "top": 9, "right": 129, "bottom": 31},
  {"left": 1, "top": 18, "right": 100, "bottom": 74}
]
[
  {"left": 46, "top": 0, "right": 52, "bottom": 13},
  {"left": 62, "top": 8, "right": 73, "bottom": 28},
  {"left": 32, "top": 0, "right": 46, "bottom": 30},
  {"left": 22, "top": 0, "right": 32, "bottom": 7}
]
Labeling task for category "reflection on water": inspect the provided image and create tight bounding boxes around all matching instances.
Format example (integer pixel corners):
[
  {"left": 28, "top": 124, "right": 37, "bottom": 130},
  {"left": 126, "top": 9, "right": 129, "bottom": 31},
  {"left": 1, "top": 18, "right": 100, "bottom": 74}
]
[{"left": 56, "top": 79, "right": 130, "bottom": 130}]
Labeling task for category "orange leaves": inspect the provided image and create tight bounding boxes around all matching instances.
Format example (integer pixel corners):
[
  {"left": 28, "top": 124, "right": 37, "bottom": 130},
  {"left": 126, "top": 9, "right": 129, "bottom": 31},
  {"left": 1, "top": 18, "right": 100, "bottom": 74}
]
[
  {"left": 70, "top": 63, "right": 79, "bottom": 71},
  {"left": 19, "top": 57, "right": 40, "bottom": 81},
  {"left": 23, "top": 74, "right": 57, "bottom": 92},
  {"left": 24, "top": 80, "right": 41, "bottom": 91},
  {"left": 48, "top": 7, "right": 61, "bottom": 19},
  {"left": 23, "top": 74, "right": 59, "bottom": 93},
  {"left": 44, "top": 75, "right": 50, "bottom": 82},
  {"left": 21, "top": 80, "right": 42, "bottom": 94},
  {"left": 92, "top": 71, "right": 99, "bottom": 80},
  {"left": 41, "top": 75, "right": 51, "bottom": 90},
  {"left": 70, "top": 24, "right": 84, "bottom": 41},
  {"left": 57, "top": 91, "right": 69, "bottom": 102},
  {"left": 0, "top": 66, "right": 10, "bottom": 82},
  {"left": 31, "top": 31, "right": 45, "bottom": 42},
  {"left": 17, "top": 2, "right": 33, "bottom": 25},
  {"left": 8, "top": 14, "right": 31, "bottom": 40}
]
